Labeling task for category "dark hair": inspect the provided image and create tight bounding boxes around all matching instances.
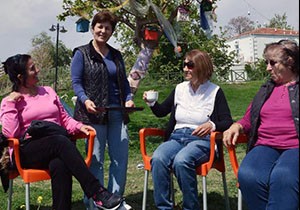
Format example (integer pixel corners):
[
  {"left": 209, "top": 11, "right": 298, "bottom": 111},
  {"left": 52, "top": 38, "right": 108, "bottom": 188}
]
[
  {"left": 91, "top": 10, "right": 118, "bottom": 32},
  {"left": 2, "top": 54, "right": 31, "bottom": 91},
  {"left": 264, "top": 41, "right": 299, "bottom": 76},
  {"left": 184, "top": 49, "right": 214, "bottom": 83}
]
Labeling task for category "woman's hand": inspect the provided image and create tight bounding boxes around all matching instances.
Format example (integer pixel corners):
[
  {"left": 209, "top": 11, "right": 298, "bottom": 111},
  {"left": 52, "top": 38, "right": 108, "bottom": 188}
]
[
  {"left": 125, "top": 100, "right": 135, "bottom": 108},
  {"left": 79, "top": 124, "right": 96, "bottom": 135},
  {"left": 222, "top": 123, "right": 243, "bottom": 147},
  {"left": 6, "top": 91, "right": 24, "bottom": 102},
  {"left": 125, "top": 100, "right": 135, "bottom": 114},
  {"left": 84, "top": 99, "right": 97, "bottom": 114},
  {"left": 142, "top": 90, "right": 157, "bottom": 104},
  {"left": 142, "top": 91, "right": 148, "bottom": 102},
  {"left": 192, "top": 122, "right": 212, "bottom": 137}
]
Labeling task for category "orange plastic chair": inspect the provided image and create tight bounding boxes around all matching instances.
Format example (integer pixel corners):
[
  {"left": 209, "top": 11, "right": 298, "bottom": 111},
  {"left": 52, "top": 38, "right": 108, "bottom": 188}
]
[
  {"left": 139, "top": 128, "right": 230, "bottom": 210},
  {"left": 7, "top": 130, "right": 95, "bottom": 210},
  {"left": 226, "top": 134, "right": 248, "bottom": 210}
]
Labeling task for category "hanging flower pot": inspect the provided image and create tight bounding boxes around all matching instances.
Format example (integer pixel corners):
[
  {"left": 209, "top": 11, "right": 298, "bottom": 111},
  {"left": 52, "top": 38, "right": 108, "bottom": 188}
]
[
  {"left": 76, "top": 18, "right": 90, "bottom": 33},
  {"left": 144, "top": 25, "right": 159, "bottom": 41}
]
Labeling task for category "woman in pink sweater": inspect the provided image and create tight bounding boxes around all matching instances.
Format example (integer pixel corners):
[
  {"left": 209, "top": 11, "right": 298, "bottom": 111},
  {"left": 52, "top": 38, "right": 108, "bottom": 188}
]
[{"left": 0, "top": 54, "right": 123, "bottom": 210}]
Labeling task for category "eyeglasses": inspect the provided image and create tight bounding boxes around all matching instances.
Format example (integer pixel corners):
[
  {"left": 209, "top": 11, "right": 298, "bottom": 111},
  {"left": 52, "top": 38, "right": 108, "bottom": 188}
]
[
  {"left": 265, "top": 59, "right": 278, "bottom": 66},
  {"left": 183, "top": 61, "right": 195, "bottom": 69}
]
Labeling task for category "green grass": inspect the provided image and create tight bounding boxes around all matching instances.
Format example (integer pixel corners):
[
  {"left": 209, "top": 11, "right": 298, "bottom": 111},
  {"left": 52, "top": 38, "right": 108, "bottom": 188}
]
[{"left": 0, "top": 80, "right": 260, "bottom": 210}]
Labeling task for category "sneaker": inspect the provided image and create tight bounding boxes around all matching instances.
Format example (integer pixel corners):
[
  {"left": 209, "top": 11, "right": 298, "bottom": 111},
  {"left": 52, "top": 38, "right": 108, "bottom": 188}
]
[
  {"left": 122, "top": 201, "right": 133, "bottom": 210},
  {"left": 117, "top": 201, "right": 133, "bottom": 210},
  {"left": 93, "top": 188, "right": 123, "bottom": 210}
]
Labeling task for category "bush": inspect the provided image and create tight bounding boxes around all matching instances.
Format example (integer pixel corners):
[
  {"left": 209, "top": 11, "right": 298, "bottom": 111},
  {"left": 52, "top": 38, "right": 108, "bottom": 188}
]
[{"left": 245, "top": 59, "right": 269, "bottom": 81}]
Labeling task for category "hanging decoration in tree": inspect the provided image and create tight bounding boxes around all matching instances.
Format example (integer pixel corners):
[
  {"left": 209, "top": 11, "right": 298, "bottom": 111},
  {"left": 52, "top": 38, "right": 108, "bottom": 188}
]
[
  {"left": 76, "top": 18, "right": 90, "bottom": 33},
  {"left": 148, "top": 0, "right": 181, "bottom": 56},
  {"left": 177, "top": 6, "right": 190, "bottom": 22},
  {"left": 127, "top": 47, "right": 155, "bottom": 94},
  {"left": 144, "top": 25, "right": 160, "bottom": 41},
  {"left": 127, "top": 0, "right": 182, "bottom": 95},
  {"left": 198, "top": 0, "right": 217, "bottom": 37}
]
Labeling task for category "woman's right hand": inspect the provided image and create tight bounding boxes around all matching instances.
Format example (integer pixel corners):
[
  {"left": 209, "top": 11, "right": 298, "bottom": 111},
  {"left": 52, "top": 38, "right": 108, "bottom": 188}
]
[
  {"left": 222, "top": 123, "right": 243, "bottom": 147},
  {"left": 143, "top": 90, "right": 156, "bottom": 103},
  {"left": 6, "top": 91, "right": 24, "bottom": 102},
  {"left": 84, "top": 99, "right": 97, "bottom": 114}
]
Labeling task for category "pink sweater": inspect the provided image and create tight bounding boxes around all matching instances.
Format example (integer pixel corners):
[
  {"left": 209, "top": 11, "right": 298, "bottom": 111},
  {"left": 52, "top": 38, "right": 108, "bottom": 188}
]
[
  {"left": 238, "top": 84, "right": 298, "bottom": 149},
  {"left": 0, "top": 86, "right": 83, "bottom": 139}
]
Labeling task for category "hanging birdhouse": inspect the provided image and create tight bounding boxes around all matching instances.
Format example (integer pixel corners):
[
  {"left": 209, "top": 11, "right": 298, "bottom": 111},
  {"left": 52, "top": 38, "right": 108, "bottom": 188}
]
[
  {"left": 76, "top": 18, "right": 90, "bottom": 33},
  {"left": 176, "top": 6, "right": 190, "bottom": 22},
  {"left": 144, "top": 25, "right": 159, "bottom": 41}
]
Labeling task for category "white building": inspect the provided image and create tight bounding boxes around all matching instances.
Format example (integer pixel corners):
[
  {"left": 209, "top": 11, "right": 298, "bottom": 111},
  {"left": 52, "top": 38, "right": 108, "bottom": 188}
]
[{"left": 225, "top": 28, "right": 299, "bottom": 82}]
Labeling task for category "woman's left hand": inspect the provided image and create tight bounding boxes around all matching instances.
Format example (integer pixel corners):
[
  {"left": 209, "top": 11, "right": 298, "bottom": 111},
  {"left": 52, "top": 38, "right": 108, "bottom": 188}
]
[
  {"left": 79, "top": 125, "right": 96, "bottom": 135},
  {"left": 192, "top": 122, "right": 213, "bottom": 137},
  {"left": 125, "top": 100, "right": 135, "bottom": 114}
]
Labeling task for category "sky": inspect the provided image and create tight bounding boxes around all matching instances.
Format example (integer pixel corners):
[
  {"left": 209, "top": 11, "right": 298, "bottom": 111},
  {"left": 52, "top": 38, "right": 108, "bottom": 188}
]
[{"left": 0, "top": 0, "right": 299, "bottom": 62}]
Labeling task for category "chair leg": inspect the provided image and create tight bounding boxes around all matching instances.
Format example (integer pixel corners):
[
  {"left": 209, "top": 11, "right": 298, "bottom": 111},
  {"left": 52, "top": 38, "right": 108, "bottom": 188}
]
[
  {"left": 238, "top": 189, "right": 242, "bottom": 210},
  {"left": 7, "top": 179, "right": 13, "bottom": 210},
  {"left": 221, "top": 172, "right": 231, "bottom": 210},
  {"left": 142, "top": 170, "right": 149, "bottom": 210},
  {"left": 25, "top": 183, "right": 30, "bottom": 210},
  {"left": 202, "top": 176, "right": 207, "bottom": 210}
]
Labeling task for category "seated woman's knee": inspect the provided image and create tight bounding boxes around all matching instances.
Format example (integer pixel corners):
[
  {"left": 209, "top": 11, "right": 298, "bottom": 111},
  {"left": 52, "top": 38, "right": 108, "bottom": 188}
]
[
  {"left": 172, "top": 153, "right": 192, "bottom": 171},
  {"left": 271, "top": 164, "right": 298, "bottom": 186}
]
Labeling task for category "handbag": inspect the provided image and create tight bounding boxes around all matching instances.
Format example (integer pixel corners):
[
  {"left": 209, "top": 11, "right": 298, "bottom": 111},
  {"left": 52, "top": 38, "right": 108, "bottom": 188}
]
[{"left": 22, "top": 120, "right": 69, "bottom": 140}]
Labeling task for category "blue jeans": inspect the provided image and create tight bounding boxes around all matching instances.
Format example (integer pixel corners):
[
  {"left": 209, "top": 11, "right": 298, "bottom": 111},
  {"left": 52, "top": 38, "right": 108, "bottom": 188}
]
[
  {"left": 238, "top": 146, "right": 299, "bottom": 210},
  {"left": 84, "top": 106, "right": 129, "bottom": 207},
  {"left": 151, "top": 127, "right": 210, "bottom": 210}
]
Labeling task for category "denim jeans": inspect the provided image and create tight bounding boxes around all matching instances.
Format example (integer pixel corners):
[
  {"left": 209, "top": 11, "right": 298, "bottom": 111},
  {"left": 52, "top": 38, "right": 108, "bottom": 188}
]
[
  {"left": 84, "top": 105, "right": 129, "bottom": 207},
  {"left": 238, "top": 146, "right": 299, "bottom": 210},
  {"left": 151, "top": 127, "right": 210, "bottom": 210}
]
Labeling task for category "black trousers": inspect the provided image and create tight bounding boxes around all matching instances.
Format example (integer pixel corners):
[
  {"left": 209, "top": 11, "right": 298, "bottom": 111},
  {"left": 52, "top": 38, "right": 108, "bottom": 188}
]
[{"left": 17, "top": 135, "right": 100, "bottom": 210}]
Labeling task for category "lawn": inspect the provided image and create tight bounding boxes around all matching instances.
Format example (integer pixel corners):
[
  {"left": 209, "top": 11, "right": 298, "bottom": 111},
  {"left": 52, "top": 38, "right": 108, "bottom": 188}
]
[{"left": 0, "top": 80, "right": 261, "bottom": 210}]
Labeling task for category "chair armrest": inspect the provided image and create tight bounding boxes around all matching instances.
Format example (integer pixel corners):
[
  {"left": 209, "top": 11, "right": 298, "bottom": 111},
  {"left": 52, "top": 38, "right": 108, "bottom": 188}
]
[
  {"left": 197, "top": 131, "right": 223, "bottom": 175},
  {"left": 139, "top": 128, "right": 165, "bottom": 171},
  {"left": 208, "top": 131, "right": 223, "bottom": 167},
  {"left": 8, "top": 138, "right": 23, "bottom": 176},
  {"left": 227, "top": 134, "right": 248, "bottom": 178},
  {"left": 71, "top": 130, "right": 95, "bottom": 167},
  {"left": 8, "top": 130, "right": 95, "bottom": 175}
]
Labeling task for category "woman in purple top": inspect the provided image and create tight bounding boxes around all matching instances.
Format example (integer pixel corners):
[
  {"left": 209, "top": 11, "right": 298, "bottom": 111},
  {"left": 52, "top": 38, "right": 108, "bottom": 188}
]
[
  {"left": 0, "top": 54, "right": 123, "bottom": 210},
  {"left": 223, "top": 40, "right": 299, "bottom": 210}
]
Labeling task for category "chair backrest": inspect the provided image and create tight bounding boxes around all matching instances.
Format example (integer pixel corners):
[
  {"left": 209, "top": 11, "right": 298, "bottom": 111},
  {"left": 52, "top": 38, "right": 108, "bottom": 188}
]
[{"left": 139, "top": 128, "right": 165, "bottom": 171}]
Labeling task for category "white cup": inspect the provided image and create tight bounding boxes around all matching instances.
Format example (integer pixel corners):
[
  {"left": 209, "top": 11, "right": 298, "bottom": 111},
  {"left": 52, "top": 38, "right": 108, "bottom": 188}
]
[{"left": 146, "top": 91, "right": 158, "bottom": 103}]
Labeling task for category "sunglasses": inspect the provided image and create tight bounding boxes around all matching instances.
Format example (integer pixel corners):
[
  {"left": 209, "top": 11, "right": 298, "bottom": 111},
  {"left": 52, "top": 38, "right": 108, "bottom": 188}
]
[
  {"left": 265, "top": 59, "right": 278, "bottom": 66},
  {"left": 183, "top": 61, "right": 195, "bottom": 69}
]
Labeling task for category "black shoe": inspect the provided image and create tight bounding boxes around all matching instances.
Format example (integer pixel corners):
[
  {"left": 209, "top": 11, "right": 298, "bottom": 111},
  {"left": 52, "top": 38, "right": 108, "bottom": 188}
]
[{"left": 93, "top": 188, "right": 123, "bottom": 210}]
